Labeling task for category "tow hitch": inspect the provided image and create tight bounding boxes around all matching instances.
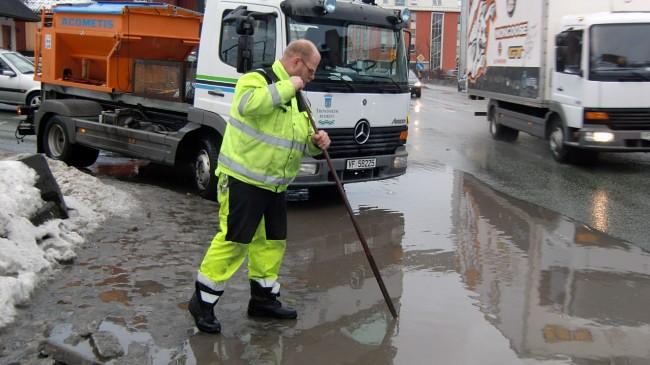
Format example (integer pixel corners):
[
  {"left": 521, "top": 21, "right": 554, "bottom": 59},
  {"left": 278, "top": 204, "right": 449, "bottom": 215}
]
[{"left": 15, "top": 104, "right": 36, "bottom": 142}]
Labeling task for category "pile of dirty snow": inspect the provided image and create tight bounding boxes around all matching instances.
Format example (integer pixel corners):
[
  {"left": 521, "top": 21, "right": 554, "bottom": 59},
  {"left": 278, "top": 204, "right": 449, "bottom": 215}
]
[{"left": 0, "top": 157, "right": 136, "bottom": 328}]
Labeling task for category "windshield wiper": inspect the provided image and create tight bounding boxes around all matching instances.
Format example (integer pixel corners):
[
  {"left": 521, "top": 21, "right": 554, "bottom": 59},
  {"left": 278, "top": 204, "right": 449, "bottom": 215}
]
[
  {"left": 624, "top": 70, "right": 650, "bottom": 81},
  {"left": 320, "top": 73, "right": 355, "bottom": 92},
  {"left": 360, "top": 74, "right": 402, "bottom": 91},
  {"left": 593, "top": 67, "right": 650, "bottom": 81}
]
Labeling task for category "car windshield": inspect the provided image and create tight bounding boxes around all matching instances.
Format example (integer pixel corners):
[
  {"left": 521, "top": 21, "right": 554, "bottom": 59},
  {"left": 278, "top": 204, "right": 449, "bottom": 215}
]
[
  {"left": 3, "top": 52, "right": 34, "bottom": 74},
  {"left": 288, "top": 17, "right": 408, "bottom": 92}
]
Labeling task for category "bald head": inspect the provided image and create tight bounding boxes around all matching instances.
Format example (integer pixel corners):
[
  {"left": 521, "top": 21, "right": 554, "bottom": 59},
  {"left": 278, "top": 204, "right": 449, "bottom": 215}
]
[
  {"left": 283, "top": 39, "right": 319, "bottom": 61},
  {"left": 281, "top": 40, "right": 321, "bottom": 83}
]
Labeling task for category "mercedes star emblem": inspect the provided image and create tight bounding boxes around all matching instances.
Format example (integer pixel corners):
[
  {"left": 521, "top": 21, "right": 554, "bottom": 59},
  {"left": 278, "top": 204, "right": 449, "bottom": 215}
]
[{"left": 353, "top": 120, "right": 371, "bottom": 145}]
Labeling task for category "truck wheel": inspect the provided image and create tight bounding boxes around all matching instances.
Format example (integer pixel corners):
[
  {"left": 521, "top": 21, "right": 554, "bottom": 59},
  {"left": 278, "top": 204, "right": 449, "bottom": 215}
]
[
  {"left": 489, "top": 116, "right": 519, "bottom": 142},
  {"left": 193, "top": 137, "right": 219, "bottom": 200},
  {"left": 43, "top": 116, "right": 73, "bottom": 162},
  {"left": 548, "top": 119, "right": 576, "bottom": 163},
  {"left": 415, "top": 89, "right": 421, "bottom": 98},
  {"left": 42, "top": 116, "right": 99, "bottom": 167}
]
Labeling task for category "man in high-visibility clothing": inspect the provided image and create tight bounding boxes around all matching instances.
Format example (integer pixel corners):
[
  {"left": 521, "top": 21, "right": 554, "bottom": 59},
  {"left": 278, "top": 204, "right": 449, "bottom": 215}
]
[{"left": 189, "top": 40, "right": 330, "bottom": 334}]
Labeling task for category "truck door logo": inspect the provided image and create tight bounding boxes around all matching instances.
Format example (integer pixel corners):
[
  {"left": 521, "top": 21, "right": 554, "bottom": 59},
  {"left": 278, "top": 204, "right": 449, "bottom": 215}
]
[
  {"left": 324, "top": 94, "right": 332, "bottom": 108},
  {"left": 354, "top": 120, "right": 371, "bottom": 145}
]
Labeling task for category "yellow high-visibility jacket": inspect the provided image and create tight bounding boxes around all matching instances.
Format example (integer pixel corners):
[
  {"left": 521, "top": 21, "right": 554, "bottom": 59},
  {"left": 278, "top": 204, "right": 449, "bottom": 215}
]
[{"left": 216, "top": 60, "right": 322, "bottom": 193}]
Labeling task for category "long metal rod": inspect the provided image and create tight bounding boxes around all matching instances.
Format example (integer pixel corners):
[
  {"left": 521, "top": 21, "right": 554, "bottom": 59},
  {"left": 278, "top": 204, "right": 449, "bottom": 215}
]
[{"left": 299, "top": 92, "right": 398, "bottom": 319}]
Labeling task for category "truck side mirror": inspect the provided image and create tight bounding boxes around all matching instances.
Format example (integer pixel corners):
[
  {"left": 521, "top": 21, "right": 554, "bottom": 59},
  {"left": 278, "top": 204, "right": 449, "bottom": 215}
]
[
  {"left": 556, "top": 46, "right": 566, "bottom": 72},
  {"left": 2, "top": 69, "right": 16, "bottom": 77},
  {"left": 237, "top": 35, "right": 253, "bottom": 73},
  {"left": 235, "top": 16, "right": 255, "bottom": 73}
]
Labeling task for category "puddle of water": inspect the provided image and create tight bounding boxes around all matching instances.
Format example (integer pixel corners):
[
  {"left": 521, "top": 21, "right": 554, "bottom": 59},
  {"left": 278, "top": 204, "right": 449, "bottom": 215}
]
[
  {"left": 41, "top": 160, "right": 649, "bottom": 364},
  {"left": 180, "top": 167, "right": 649, "bottom": 364}
]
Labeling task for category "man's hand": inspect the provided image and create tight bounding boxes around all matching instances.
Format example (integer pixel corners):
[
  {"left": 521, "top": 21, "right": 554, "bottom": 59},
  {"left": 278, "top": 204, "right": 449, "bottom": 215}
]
[
  {"left": 290, "top": 76, "right": 304, "bottom": 91},
  {"left": 312, "top": 130, "right": 330, "bottom": 150}
]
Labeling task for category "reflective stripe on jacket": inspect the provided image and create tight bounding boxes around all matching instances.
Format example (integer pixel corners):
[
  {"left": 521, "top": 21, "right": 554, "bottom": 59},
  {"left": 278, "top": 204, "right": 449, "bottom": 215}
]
[{"left": 216, "top": 60, "right": 322, "bottom": 193}]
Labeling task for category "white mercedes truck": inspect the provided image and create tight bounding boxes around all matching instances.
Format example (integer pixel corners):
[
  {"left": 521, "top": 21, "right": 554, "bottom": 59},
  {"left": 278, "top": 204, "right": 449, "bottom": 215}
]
[
  {"left": 24, "top": 0, "right": 411, "bottom": 199},
  {"left": 465, "top": 0, "right": 650, "bottom": 163}
]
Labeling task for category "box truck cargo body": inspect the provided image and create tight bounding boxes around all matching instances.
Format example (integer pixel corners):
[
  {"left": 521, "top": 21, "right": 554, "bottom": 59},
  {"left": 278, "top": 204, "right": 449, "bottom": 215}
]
[{"left": 465, "top": 0, "right": 650, "bottom": 162}]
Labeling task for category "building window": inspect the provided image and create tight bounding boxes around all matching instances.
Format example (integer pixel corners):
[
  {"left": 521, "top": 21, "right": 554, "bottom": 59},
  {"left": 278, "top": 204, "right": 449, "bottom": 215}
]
[
  {"left": 395, "top": 0, "right": 405, "bottom": 6},
  {"left": 432, "top": 0, "right": 441, "bottom": 6},
  {"left": 430, "top": 12, "right": 442, "bottom": 70}
]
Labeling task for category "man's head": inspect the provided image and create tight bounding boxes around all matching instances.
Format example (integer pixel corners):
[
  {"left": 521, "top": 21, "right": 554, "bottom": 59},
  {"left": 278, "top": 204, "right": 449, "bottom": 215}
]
[{"left": 281, "top": 40, "right": 321, "bottom": 83}]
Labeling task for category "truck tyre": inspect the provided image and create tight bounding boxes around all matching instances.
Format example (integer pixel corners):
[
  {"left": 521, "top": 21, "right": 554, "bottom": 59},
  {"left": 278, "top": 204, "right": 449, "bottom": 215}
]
[
  {"left": 42, "top": 116, "right": 99, "bottom": 167},
  {"left": 193, "top": 137, "right": 219, "bottom": 200},
  {"left": 489, "top": 115, "right": 519, "bottom": 142},
  {"left": 548, "top": 118, "right": 577, "bottom": 163},
  {"left": 415, "top": 89, "right": 421, "bottom": 98}
]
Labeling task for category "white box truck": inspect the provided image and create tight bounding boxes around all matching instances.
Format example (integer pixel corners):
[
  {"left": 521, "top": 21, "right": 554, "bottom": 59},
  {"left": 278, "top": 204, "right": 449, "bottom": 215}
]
[{"left": 465, "top": 0, "right": 650, "bottom": 162}]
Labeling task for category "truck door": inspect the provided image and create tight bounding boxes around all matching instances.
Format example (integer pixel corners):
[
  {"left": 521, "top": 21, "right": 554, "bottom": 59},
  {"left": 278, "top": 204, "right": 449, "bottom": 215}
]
[
  {"left": 194, "top": 3, "right": 282, "bottom": 119},
  {"left": 552, "top": 30, "right": 585, "bottom": 128}
]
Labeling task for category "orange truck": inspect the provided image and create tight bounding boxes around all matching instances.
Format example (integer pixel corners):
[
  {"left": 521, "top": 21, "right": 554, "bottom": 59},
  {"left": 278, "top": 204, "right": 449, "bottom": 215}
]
[{"left": 20, "top": 0, "right": 412, "bottom": 199}]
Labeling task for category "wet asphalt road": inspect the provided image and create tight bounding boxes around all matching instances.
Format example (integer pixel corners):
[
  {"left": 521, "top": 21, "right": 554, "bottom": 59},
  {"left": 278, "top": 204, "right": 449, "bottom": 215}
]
[{"left": 1, "top": 88, "right": 650, "bottom": 364}]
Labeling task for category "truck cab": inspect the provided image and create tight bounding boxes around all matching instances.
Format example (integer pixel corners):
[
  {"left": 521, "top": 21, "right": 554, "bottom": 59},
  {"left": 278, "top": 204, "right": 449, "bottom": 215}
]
[
  {"left": 193, "top": 0, "right": 411, "bottom": 189},
  {"left": 551, "top": 12, "right": 650, "bottom": 161}
]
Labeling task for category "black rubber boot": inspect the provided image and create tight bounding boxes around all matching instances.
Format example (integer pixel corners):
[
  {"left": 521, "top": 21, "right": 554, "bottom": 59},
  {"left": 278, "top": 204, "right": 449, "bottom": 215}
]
[
  {"left": 247, "top": 280, "right": 297, "bottom": 319},
  {"left": 188, "top": 281, "right": 223, "bottom": 333}
]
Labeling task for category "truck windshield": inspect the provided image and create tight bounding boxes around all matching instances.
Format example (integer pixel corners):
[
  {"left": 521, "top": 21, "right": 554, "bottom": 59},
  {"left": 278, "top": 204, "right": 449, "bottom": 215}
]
[
  {"left": 288, "top": 18, "right": 408, "bottom": 93},
  {"left": 590, "top": 23, "right": 650, "bottom": 82}
]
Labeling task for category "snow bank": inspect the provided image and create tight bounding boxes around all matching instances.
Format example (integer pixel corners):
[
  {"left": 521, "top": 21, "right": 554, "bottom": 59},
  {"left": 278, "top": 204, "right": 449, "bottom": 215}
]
[{"left": 0, "top": 157, "right": 136, "bottom": 328}]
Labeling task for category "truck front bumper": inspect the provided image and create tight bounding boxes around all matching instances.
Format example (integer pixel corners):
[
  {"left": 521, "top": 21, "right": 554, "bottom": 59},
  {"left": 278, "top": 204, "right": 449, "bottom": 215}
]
[
  {"left": 291, "top": 146, "right": 408, "bottom": 187},
  {"left": 567, "top": 126, "right": 650, "bottom": 152}
]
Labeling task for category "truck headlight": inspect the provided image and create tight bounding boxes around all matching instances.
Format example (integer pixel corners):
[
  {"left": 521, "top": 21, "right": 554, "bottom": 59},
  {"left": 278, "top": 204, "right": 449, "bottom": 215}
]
[
  {"left": 393, "top": 156, "right": 407, "bottom": 169},
  {"left": 585, "top": 131, "right": 614, "bottom": 143},
  {"left": 298, "top": 163, "right": 318, "bottom": 175}
]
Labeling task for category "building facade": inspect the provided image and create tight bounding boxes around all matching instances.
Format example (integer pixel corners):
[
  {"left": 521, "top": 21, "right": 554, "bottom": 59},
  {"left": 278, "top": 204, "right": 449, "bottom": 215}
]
[{"left": 382, "top": 0, "right": 461, "bottom": 74}]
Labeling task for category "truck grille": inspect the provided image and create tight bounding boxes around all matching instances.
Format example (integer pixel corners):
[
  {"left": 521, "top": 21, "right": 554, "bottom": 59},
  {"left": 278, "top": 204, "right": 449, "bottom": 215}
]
[
  {"left": 588, "top": 109, "right": 650, "bottom": 130},
  {"left": 317, "top": 126, "right": 407, "bottom": 158}
]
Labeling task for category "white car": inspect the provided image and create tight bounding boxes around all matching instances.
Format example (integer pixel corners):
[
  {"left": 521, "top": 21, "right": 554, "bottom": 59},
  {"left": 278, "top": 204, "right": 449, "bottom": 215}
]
[{"left": 0, "top": 50, "right": 41, "bottom": 107}]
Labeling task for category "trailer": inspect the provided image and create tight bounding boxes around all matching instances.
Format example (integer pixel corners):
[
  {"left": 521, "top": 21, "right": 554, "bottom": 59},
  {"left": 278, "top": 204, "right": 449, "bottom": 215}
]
[
  {"left": 22, "top": 0, "right": 412, "bottom": 198},
  {"left": 465, "top": 0, "right": 650, "bottom": 163}
]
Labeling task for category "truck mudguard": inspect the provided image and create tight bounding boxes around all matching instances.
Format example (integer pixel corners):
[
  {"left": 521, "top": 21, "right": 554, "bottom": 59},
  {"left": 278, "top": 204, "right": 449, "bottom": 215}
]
[
  {"left": 35, "top": 99, "right": 104, "bottom": 153},
  {"left": 187, "top": 107, "right": 228, "bottom": 135}
]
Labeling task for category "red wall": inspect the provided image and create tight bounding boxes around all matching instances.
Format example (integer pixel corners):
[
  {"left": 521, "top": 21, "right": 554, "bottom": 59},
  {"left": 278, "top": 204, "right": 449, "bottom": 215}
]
[
  {"left": 411, "top": 11, "right": 458, "bottom": 71},
  {"left": 442, "top": 12, "right": 458, "bottom": 71},
  {"left": 413, "top": 11, "right": 431, "bottom": 65}
]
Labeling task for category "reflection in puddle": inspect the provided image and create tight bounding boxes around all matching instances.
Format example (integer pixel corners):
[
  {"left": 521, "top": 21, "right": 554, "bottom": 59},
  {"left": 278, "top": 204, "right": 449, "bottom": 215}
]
[
  {"left": 590, "top": 189, "right": 609, "bottom": 231},
  {"left": 454, "top": 173, "right": 650, "bottom": 363},
  {"left": 90, "top": 156, "right": 149, "bottom": 179}
]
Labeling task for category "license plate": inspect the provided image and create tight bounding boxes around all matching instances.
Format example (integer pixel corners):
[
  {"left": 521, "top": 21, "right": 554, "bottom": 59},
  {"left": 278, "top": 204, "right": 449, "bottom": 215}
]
[
  {"left": 642, "top": 132, "right": 650, "bottom": 140},
  {"left": 346, "top": 158, "right": 376, "bottom": 170}
]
